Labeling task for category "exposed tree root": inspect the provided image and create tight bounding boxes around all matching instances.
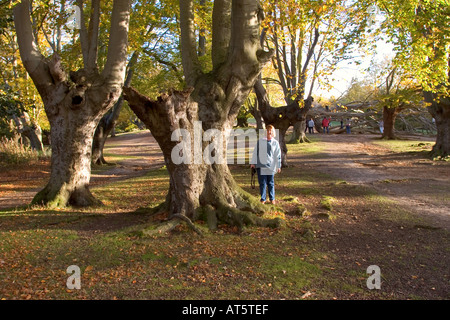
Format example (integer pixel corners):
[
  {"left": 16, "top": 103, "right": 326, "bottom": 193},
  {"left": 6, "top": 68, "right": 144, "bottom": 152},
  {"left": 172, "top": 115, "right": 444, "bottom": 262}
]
[
  {"left": 141, "top": 219, "right": 181, "bottom": 237},
  {"left": 172, "top": 213, "right": 204, "bottom": 236}
]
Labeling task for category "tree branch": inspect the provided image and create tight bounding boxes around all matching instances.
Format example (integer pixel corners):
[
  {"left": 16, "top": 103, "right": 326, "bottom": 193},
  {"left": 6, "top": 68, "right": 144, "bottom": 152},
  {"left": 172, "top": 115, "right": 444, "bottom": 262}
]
[
  {"left": 211, "top": 0, "right": 231, "bottom": 69},
  {"left": 13, "top": 0, "right": 53, "bottom": 99},
  {"left": 76, "top": 0, "right": 89, "bottom": 67},
  {"left": 143, "top": 49, "right": 184, "bottom": 84},
  {"left": 102, "top": 0, "right": 131, "bottom": 87},
  {"left": 179, "top": 0, "right": 203, "bottom": 86},
  {"left": 86, "top": 0, "right": 100, "bottom": 71}
]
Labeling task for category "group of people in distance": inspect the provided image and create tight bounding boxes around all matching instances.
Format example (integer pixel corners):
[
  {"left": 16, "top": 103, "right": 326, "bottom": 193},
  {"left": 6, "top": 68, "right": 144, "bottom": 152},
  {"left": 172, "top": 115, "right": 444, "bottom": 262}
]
[{"left": 305, "top": 116, "right": 351, "bottom": 134}]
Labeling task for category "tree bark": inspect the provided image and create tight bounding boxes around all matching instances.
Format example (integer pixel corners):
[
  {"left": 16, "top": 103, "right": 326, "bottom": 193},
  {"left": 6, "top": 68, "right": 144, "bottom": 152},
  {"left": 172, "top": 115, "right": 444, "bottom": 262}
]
[
  {"left": 288, "top": 120, "right": 309, "bottom": 144},
  {"left": 424, "top": 93, "right": 450, "bottom": 157},
  {"left": 14, "top": 0, "right": 131, "bottom": 207},
  {"left": 123, "top": 0, "right": 280, "bottom": 229},
  {"left": 123, "top": 87, "right": 281, "bottom": 229},
  {"left": 382, "top": 106, "right": 399, "bottom": 140},
  {"left": 12, "top": 112, "right": 44, "bottom": 151}
]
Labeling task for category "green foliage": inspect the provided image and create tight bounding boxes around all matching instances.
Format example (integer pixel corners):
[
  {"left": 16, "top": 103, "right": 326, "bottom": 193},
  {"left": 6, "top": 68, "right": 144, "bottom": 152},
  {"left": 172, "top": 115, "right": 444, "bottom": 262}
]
[
  {"left": 260, "top": 0, "right": 375, "bottom": 101},
  {"left": 375, "top": 0, "right": 450, "bottom": 96}
]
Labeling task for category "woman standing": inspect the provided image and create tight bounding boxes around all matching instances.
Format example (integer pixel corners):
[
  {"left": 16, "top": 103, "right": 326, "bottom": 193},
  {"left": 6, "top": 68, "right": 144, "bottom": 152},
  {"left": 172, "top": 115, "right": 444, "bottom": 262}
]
[{"left": 250, "top": 125, "right": 282, "bottom": 204}]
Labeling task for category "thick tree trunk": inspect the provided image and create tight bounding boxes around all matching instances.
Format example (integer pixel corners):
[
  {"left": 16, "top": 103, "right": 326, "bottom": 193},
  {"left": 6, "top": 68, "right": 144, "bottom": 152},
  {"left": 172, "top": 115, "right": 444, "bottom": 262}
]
[
  {"left": 426, "top": 96, "right": 450, "bottom": 157},
  {"left": 382, "top": 106, "right": 399, "bottom": 140},
  {"left": 122, "top": 0, "right": 280, "bottom": 229},
  {"left": 31, "top": 72, "right": 123, "bottom": 207},
  {"left": 288, "top": 119, "right": 309, "bottom": 144},
  {"left": 32, "top": 111, "right": 102, "bottom": 207},
  {"left": 123, "top": 87, "right": 281, "bottom": 229},
  {"left": 91, "top": 116, "right": 111, "bottom": 165},
  {"left": 14, "top": 0, "right": 131, "bottom": 207},
  {"left": 13, "top": 113, "right": 44, "bottom": 151}
]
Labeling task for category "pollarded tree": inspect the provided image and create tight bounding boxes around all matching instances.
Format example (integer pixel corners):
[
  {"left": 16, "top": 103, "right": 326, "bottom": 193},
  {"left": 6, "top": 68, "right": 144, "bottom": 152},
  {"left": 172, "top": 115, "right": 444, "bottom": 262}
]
[
  {"left": 124, "top": 0, "right": 282, "bottom": 230},
  {"left": 14, "top": 0, "right": 131, "bottom": 207}
]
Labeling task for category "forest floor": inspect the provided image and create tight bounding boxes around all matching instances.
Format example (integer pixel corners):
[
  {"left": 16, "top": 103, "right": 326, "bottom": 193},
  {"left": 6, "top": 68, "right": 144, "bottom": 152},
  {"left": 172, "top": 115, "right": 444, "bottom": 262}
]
[{"left": 0, "top": 130, "right": 448, "bottom": 302}]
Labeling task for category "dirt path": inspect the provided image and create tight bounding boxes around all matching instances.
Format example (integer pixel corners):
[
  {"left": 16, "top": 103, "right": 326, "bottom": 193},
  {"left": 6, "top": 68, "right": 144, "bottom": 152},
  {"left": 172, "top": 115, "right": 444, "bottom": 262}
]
[
  {"left": 294, "top": 133, "right": 450, "bottom": 230},
  {"left": 90, "top": 131, "right": 164, "bottom": 186},
  {"left": 0, "top": 131, "right": 164, "bottom": 210}
]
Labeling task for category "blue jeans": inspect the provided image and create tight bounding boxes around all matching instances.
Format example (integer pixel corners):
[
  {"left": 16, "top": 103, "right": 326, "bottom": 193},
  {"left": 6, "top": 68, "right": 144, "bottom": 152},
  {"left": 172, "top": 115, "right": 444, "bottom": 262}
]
[{"left": 257, "top": 168, "right": 275, "bottom": 201}]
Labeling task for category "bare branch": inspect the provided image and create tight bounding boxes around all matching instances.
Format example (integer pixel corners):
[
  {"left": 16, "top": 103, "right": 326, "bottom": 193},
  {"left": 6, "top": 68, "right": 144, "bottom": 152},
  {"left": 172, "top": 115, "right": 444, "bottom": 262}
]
[
  {"left": 13, "top": 0, "right": 53, "bottom": 98},
  {"left": 102, "top": 0, "right": 131, "bottom": 87},
  {"left": 179, "top": 0, "right": 203, "bottom": 86},
  {"left": 211, "top": 0, "right": 231, "bottom": 69},
  {"left": 86, "top": 0, "right": 101, "bottom": 71}
]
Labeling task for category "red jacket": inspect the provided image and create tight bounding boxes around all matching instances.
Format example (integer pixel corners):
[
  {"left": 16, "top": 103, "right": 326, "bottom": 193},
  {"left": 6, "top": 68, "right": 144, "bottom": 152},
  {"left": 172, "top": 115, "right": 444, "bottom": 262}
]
[{"left": 322, "top": 118, "right": 329, "bottom": 127}]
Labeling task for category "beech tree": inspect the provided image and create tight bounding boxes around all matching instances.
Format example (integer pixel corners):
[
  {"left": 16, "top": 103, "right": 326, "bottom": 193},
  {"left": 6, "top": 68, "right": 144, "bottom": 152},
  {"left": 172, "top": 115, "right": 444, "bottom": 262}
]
[
  {"left": 124, "top": 0, "right": 282, "bottom": 230},
  {"left": 14, "top": 0, "right": 131, "bottom": 207}
]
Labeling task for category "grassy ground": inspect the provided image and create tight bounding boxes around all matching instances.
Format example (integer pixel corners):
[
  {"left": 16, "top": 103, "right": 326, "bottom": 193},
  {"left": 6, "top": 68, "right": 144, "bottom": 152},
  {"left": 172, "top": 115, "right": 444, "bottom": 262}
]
[{"left": 0, "top": 134, "right": 448, "bottom": 300}]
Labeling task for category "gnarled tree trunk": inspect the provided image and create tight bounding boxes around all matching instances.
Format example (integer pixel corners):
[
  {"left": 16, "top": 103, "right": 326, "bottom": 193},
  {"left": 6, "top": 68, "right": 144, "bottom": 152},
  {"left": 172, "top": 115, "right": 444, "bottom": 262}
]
[
  {"left": 288, "top": 118, "right": 309, "bottom": 144},
  {"left": 253, "top": 77, "right": 312, "bottom": 168},
  {"left": 124, "top": 0, "right": 281, "bottom": 229},
  {"left": 14, "top": 0, "right": 131, "bottom": 207}
]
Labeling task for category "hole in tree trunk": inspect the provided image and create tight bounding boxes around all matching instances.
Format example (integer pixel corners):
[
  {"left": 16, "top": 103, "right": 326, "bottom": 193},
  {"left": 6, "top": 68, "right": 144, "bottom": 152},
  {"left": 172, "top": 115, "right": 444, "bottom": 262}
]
[{"left": 72, "top": 95, "right": 83, "bottom": 105}]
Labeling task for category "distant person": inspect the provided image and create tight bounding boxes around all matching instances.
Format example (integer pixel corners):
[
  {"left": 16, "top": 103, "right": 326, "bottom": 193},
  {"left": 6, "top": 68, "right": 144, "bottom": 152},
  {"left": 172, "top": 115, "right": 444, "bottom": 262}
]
[
  {"left": 322, "top": 116, "right": 329, "bottom": 134},
  {"left": 250, "top": 125, "right": 281, "bottom": 205},
  {"left": 307, "top": 118, "right": 315, "bottom": 134},
  {"left": 346, "top": 119, "right": 351, "bottom": 134},
  {"left": 379, "top": 120, "right": 384, "bottom": 134},
  {"left": 340, "top": 119, "right": 344, "bottom": 129}
]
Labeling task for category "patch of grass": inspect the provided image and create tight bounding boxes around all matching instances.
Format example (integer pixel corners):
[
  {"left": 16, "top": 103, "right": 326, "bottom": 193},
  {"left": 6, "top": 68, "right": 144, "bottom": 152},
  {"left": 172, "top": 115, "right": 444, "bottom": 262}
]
[
  {"left": 373, "top": 139, "right": 433, "bottom": 154},
  {"left": 320, "top": 196, "right": 335, "bottom": 211},
  {"left": 365, "top": 194, "right": 426, "bottom": 225},
  {"left": 260, "top": 253, "right": 322, "bottom": 293},
  {"left": 103, "top": 153, "right": 140, "bottom": 163},
  {"left": 286, "top": 137, "right": 325, "bottom": 155},
  {"left": 91, "top": 169, "right": 169, "bottom": 211}
]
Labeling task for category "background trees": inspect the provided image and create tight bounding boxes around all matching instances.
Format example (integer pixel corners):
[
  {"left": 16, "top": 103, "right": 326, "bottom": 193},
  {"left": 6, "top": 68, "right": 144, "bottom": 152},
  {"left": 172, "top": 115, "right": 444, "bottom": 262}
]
[
  {"left": 252, "top": 0, "right": 373, "bottom": 166},
  {"left": 374, "top": 0, "right": 450, "bottom": 156}
]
